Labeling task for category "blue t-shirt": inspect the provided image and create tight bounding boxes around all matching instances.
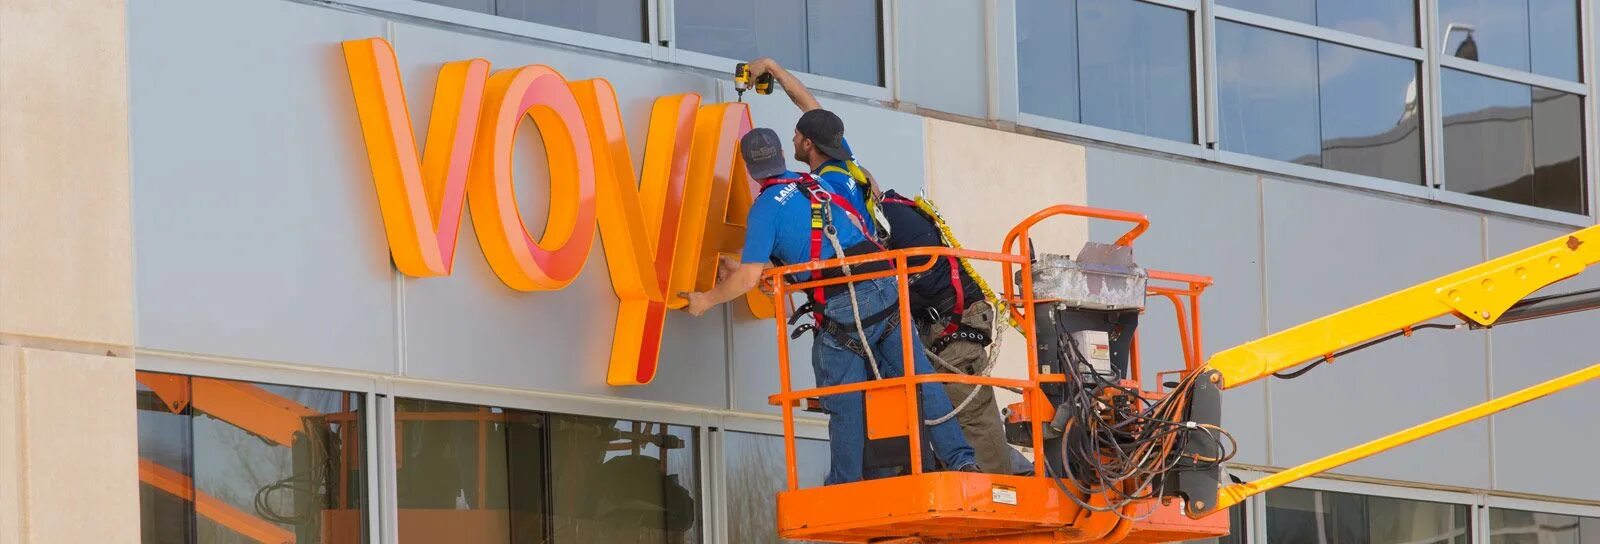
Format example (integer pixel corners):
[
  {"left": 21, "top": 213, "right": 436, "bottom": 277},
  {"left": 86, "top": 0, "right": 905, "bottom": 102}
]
[
  {"left": 814, "top": 159, "right": 869, "bottom": 214},
  {"left": 741, "top": 171, "right": 870, "bottom": 267}
]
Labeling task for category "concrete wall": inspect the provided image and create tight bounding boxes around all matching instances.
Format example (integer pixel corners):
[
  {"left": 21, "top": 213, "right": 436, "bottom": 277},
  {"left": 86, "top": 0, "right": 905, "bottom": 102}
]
[{"left": 0, "top": 0, "right": 140, "bottom": 541}]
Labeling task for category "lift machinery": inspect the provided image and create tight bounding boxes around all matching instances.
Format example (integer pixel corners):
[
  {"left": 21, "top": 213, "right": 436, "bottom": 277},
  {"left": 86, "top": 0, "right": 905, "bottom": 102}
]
[{"left": 763, "top": 204, "right": 1600, "bottom": 543}]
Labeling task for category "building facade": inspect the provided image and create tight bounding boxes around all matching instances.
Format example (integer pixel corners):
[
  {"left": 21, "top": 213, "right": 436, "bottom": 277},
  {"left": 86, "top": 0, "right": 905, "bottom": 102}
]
[{"left": 1, "top": 0, "right": 1598, "bottom": 542}]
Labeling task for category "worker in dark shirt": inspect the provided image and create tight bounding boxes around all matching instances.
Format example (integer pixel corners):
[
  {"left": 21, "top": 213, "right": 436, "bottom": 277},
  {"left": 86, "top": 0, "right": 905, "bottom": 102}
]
[{"left": 874, "top": 186, "right": 1021, "bottom": 475}]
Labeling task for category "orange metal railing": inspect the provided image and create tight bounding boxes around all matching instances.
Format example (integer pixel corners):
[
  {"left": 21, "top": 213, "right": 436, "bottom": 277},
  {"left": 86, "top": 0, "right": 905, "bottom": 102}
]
[{"left": 765, "top": 205, "right": 1213, "bottom": 490}]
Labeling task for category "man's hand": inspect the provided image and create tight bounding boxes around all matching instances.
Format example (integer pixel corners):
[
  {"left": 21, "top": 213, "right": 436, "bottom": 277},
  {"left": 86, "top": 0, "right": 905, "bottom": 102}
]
[
  {"left": 683, "top": 292, "right": 714, "bottom": 316},
  {"left": 743, "top": 57, "right": 820, "bottom": 112}
]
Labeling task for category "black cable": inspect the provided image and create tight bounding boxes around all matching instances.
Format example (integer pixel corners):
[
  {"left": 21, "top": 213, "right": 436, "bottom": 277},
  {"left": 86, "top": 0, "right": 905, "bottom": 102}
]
[{"left": 1272, "top": 323, "right": 1461, "bottom": 380}]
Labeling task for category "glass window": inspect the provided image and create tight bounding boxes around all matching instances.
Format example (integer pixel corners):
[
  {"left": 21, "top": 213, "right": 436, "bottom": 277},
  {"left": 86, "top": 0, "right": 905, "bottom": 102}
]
[
  {"left": 135, "top": 372, "right": 366, "bottom": 544},
  {"left": 1017, "top": 0, "right": 1196, "bottom": 142},
  {"left": 1266, "top": 487, "right": 1469, "bottom": 544},
  {"left": 395, "top": 399, "right": 546, "bottom": 543},
  {"left": 1218, "top": 21, "right": 1424, "bottom": 185},
  {"left": 1218, "top": 0, "right": 1416, "bottom": 45},
  {"left": 1487, "top": 508, "right": 1600, "bottom": 543},
  {"left": 416, "top": 0, "right": 649, "bottom": 42},
  {"left": 725, "top": 432, "right": 830, "bottom": 543},
  {"left": 1183, "top": 504, "right": 1248, "bottom": 544},
  {"left": 550, "top": 414, "right": 701, "bottom": 543},
  {"left": 1438, "top": 0, "right": 1580, "bottom": 81},
  {"left": 675, "top": 0, "right": 884, "bottom": 86},
  {"left": 1442, "top": 68, "right": 1587, "bottom": 213},
  {"left": 1217, "top": 21, "right": 1321, "bottom": 165}
]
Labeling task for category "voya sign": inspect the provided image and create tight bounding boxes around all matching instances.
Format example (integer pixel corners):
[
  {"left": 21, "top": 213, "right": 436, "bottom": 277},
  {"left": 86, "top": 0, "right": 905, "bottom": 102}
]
[{"left": 341, "top": 37, "right": 771, "bottom": 387}]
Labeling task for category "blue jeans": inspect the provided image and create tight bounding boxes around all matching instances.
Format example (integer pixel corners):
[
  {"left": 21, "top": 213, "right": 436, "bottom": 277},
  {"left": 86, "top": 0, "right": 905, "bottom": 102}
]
[{"left": 812, "top": 277, "right": 977, "bottom": 484}]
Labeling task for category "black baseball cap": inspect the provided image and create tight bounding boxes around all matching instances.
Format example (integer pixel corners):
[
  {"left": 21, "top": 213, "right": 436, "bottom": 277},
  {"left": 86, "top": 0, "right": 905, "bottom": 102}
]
[
  {"left": 740, "top": 128, "right": 789, "bottom": 180},
  {"left": 796, "top": 109, "right": 851, "bottom": 161}
]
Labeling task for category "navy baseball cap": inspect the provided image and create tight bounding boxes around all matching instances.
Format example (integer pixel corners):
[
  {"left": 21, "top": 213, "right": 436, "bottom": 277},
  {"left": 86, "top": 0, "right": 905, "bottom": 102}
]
[
  {"left": 796, "top": 109, "right": 850, "bottom": 161},
  {"left": 740, "top": 128, "right": 789, "bottom": 180}
]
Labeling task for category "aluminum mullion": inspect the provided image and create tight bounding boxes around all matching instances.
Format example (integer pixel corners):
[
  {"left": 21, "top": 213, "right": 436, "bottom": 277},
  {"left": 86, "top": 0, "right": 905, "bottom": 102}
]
[
  {"left": 1214, "top": 6, "right": 1426, "bottom": 61},
  {"left": 1199, "top": 0, "right": 1218, "bottom": 147},
  {"left": 1582, "top": 0, "right": 1600, "bottom": 221},
  {"left": 363, "top": 392, "right": 383, "bottom": 544},
  {"left": 376, "top": 395, "right": 399, "bottom": 544},
  {"left": 1440, "top": 56, "right": 1589, "bottom": 95},
  {"left": 1422, "top": 0, "right": 1446, "bottom": 191}
]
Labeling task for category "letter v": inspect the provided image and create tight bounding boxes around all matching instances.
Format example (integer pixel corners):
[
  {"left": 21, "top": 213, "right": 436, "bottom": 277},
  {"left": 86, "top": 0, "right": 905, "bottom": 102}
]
[{"left": 342, "top": 37, "right": 489, "bottom": 277}]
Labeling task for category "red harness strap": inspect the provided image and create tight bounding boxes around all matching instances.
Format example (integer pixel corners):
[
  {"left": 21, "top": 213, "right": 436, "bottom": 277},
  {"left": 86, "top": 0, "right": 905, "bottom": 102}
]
[
  {"left": 759, "top": 174, "right": 882, "bottom": 320},
  {"left": 879, "top": 195, "right": 967, "bottom": 336}
]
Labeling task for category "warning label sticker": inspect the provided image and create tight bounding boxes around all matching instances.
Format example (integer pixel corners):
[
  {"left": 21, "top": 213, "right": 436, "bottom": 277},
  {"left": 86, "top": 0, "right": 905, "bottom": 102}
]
[{"left": 991, "top": 485, "right": 1018, "bottom": 506}]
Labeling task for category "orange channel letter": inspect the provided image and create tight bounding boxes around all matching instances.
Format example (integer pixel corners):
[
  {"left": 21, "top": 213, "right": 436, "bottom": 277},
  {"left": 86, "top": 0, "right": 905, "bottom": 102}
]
[{"left": 341, "top": 38, "right": 488, "bottom": 277}]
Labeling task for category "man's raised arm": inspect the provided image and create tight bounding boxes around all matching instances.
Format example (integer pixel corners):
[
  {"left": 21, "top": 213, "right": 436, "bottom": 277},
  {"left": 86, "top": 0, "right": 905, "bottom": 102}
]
[{"left": 747, "top": 57, "right": 821, "bottom": 112}]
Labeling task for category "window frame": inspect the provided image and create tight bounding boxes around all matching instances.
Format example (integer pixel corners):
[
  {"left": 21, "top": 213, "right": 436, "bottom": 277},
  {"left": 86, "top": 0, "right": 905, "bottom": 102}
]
[
  {"left": 328, "top": 0, "right": 893, "bottom": 101},
  {"left": 1009, "top": 0, "right": 1596, "bottom": 226}
]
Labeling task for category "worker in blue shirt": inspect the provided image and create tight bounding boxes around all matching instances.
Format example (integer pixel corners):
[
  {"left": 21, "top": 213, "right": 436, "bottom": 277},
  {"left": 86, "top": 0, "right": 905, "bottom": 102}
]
[
  {"left": 683, "top": 128, "right": 977, "bottom": 484},
  {"left": 740, "top": 57, "right": 874, "bottom": 226}
]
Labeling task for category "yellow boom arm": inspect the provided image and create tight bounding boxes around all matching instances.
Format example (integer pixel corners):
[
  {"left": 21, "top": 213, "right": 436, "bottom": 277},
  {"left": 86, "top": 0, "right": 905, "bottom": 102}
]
[{"left": 1189, "top": 223, "right": 1600, "bottom": 516}]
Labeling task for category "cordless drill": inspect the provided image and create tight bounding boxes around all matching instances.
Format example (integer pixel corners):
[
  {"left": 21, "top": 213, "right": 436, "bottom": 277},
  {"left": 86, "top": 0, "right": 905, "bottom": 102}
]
[{"left": 733, "top": 62, "right": 774, "bottom": 101}]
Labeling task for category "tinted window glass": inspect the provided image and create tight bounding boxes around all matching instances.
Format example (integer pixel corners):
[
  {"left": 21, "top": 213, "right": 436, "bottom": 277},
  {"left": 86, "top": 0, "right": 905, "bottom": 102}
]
[
  {"left": 550, "top": 415, "right": 701, "bottom": 543},
  {"left": 495, "top": 0, "right": 647, "bottom": 42},
  {"left": 418, "top": 0, "right": 648, "bottom": 42},
  {"left": 1219, "top": 0, "right": 1415, "bottom": 45},
  {"left": 394, "top": 399, "right": 546, "bottom": 543},
  {"left": 725, "top": 432, "right": 830, "bottom": 543},
  {"left": 1490, "top": 509, "right": 1583, "bottom": 543},
  {"left": 806, "top": 0, "right": 884, "bottom": 87},
  {"left": 1437, "top": 0, "right": 1580, "bottom": 81},
  {"left": 1183, "top": 505, "right": 1248, "bottom": 544},
  {"left": 1217, "top": 21, "right": 1321, "bottom": 165},
  {"left": 1077, "top": 0, "right": 1195, "bottom": 142},
  {"left": 1016, "top": 0, "right": 1080, "bottom": 123},
  {"left": 1531, "top": 88, "right": 1586, "bottom": 213},
  {"left": 1529, "top": 0, "right": 1581, "bottom": 81},
  {"left": 135, "top": 372, "right": 366, "bottom": 544},
  {"left": 1017, "top": 0, "right": 1195, "bottom": 142},
  {"left": 1317, "top": 0, "right": 1417, "bottom": 45},
  {"left": 1218, "top": 0, "right": 1313, "bottom": 25},
  {"left": 1442, "top": 69, "right": 1539, "bottom": 206},
  {"left": 676, "top": 0, "right": 884, "bottom": 85},
  {"left": 1267, "top": 487, "right": 1470, "bottom": 544},
  {"left": 1318, "top": 41, "right": 1424, "bottom": 185}
]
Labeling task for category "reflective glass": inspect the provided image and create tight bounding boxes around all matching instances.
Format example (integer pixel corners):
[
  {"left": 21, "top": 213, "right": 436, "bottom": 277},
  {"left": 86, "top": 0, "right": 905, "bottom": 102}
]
[
  {"left": 676, "top": 0, "right": 884, "bottom": 85},
  {"left": 394, "top": 399, "right": 546, "bottom": 543},
  {"left": 550, "top": 415, "right": 701, "bottom": 543},
  {"left": 725, "top": 432, "right": 830, "bottom": 543},
  {"left": 1441, "top": 69, "right": 1538, "bottom": 206},
  {"left": 1216, "top": 21, "right": 1321, "bottom": 165},
  {"left": 1077, "top": 0, "right": 1195, "bottom": 142},
  {"left": 135, "top": 372, "right": 366, "bottom": 544},
  {"left": 1437, "top": 0, "right": 1582, "bottom": 81},
  {"left": 1317, "top": 0, "right": 1417, "bottom": 46},
  {"left": 1016, "top": 0, "right": 1080, "bottom": 123},
  {"left": 1490, "top": 508, "right": 1583, "bottom": 543},
  {"left": 1531, "top": 88, "right": 1586, "bottom": 213},
  {"left": 1266, "top": 487, "right": 1469, "bottom": 544},
  {"left": 1219, "top": 0, "right": 1415, "bottom": 45},
  {"left": 1318, "top": 41, "right": 1424, "bottom": 185},
  {"left": 1218, "top": 0, "right": 1313, "bottom": 25},
  {"left": 419, "top": 0, "right": 494, "bottom": 13},
  {"left": 1182, "top": 505, "right": 1247, "bottom": 544},
  {"left": 494, "top": 0, "right": 647, "bottom": 42},
  {"left": 806, "top": 0, "right": 884, "bottom": 86},
  {"left": 1017, "top": 0, "right": 1194, "bottom": 142},
  {"left": 1530, "top": 0, "right": 1582, "bottom": 81}
]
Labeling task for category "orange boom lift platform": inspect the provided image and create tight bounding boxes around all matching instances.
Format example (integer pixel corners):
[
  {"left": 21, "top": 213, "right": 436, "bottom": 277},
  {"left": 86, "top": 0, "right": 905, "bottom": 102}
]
[{"left": 760, "top": 204, "right": 1600, "bottom": 543}]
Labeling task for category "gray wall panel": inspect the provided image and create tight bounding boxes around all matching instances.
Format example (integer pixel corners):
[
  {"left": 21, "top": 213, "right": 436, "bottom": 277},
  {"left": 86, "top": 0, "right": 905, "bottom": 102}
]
[
  {"left": 390, "top": 23, "right": 729, "bottom": 407},
  {"left": 130, "top": 0, "right": 397, "bottom": 373},
  {"left": 895, "top": 0, "right": 989, "bottom": 119},
  {"left": 1486, "top": 218, "right": 1600, "bottom": 500},
  {"left": 1263, "top": 179, "right": 1490, "bottom": 488},
  {"left": 1085, "top": 148, "right": 1270, "bottom": 465}
]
